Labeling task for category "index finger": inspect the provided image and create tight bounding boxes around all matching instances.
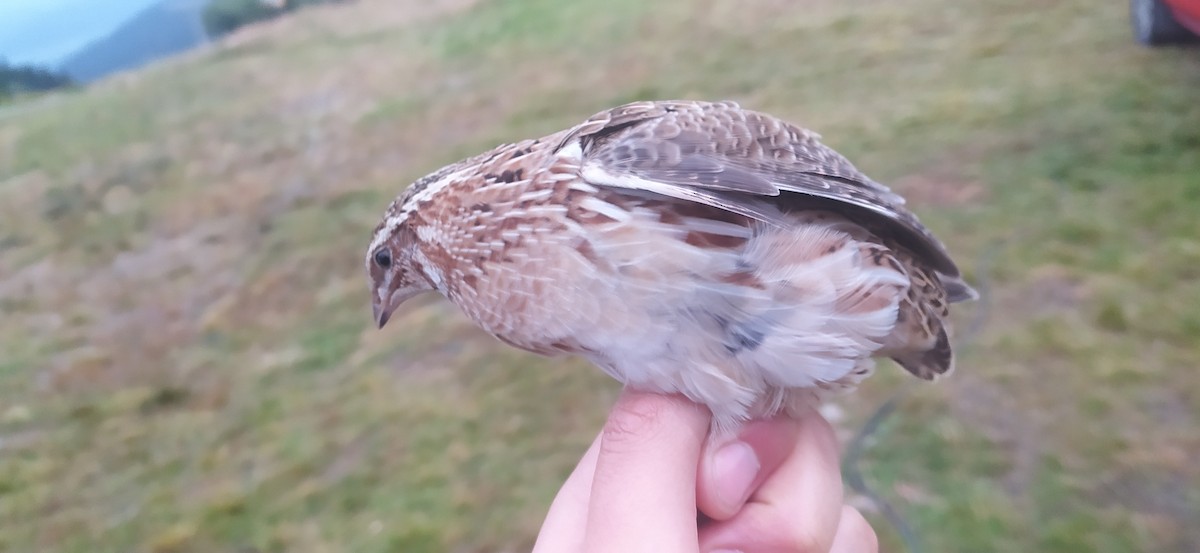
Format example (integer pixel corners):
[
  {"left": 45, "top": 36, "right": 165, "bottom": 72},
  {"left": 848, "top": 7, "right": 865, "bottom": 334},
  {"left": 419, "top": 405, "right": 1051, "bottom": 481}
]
[{"left": 584, "top": 389, "right": 712, "bottom": 553}]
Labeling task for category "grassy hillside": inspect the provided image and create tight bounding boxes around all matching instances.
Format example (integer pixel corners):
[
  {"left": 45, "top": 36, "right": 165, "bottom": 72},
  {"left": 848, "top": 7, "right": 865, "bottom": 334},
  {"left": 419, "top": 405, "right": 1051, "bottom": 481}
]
[{"left": 2, "top": 0, "right": 1198, "bottom": 551}]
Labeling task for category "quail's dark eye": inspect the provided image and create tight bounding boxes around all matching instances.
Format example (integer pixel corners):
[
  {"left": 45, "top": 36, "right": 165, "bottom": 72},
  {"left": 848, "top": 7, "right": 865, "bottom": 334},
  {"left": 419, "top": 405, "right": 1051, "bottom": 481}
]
[{"left": 373, "top": 249, "right": 392, "bottom": 269}]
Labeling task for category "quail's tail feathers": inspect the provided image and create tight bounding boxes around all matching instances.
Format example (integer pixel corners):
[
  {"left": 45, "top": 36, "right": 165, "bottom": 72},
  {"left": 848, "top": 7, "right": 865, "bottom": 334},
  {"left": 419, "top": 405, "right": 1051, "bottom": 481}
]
[
  {"left": 884, "top": 266, "right": 978, "bottom": 381},
  {"left": 940, "top": 273, "right": 979, "bottom": 304},
  {"left": 890, "top": 323, "right": 954, "bottom": 380}
]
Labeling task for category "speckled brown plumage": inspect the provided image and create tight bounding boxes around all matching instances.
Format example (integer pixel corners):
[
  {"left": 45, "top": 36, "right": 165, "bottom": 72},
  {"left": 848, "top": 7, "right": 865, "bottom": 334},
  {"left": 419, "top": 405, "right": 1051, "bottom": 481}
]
[{"left": 366, "top": 100, "right": 977, "bottom": 434}]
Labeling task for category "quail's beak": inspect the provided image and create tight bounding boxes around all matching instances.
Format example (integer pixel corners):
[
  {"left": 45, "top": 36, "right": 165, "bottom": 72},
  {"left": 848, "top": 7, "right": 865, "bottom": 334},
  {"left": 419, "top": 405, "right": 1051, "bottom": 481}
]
[
  {"left": 373, "top": 288, "right": 418, "bottom": 329},
  {"left": 373, "top": 299, "right": 392, "bottom": 329},
  {"left": 373, "top": 290, "right": 400, "bottom": 329}
]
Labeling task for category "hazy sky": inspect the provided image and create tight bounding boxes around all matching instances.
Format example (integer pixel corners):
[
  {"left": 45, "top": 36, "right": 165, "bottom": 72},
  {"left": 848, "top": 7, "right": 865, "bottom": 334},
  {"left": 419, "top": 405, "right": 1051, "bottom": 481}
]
[{"left": 0, "top": 0, "right": 167, "bottom": 66}]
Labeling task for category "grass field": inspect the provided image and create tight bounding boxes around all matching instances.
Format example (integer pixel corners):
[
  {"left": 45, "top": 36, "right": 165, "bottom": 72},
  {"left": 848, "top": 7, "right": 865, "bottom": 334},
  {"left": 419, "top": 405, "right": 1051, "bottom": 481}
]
[{"left": 2, "top": 0, "right": 1199, "bottom": 551}]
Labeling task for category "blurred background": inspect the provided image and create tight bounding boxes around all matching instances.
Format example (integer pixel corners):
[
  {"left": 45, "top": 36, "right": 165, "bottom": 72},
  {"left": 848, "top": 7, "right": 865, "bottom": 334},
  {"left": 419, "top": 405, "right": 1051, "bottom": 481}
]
[{"left": 2, "top": 0, "right": 1199, "bottom": 551}]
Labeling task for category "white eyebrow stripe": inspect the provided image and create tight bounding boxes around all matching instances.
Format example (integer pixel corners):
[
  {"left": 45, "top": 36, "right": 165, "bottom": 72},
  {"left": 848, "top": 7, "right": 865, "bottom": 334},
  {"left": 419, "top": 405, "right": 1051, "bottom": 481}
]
[{"left": 367, "top": 164, "right": 472, "bottom": 257}]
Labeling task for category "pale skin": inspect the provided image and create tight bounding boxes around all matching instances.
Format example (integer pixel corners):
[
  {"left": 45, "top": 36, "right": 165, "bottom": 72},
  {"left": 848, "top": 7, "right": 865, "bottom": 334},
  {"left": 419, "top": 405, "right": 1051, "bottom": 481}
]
[{"left": 534, "top": 389, "right": 879, "bottom": 553}]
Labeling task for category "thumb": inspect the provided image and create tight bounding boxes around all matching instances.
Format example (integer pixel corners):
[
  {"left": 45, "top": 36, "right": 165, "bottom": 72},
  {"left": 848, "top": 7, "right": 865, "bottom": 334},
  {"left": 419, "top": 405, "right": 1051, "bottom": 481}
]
[{"left": 584, "top": 389, "right": 711, "bottom": 553}]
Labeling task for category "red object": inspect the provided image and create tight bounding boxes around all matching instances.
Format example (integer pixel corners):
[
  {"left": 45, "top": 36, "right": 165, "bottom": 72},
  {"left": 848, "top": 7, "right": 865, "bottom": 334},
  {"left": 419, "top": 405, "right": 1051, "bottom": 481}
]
[{"left": 1167, "top": 0, "right": 1200, "bottom": 33}]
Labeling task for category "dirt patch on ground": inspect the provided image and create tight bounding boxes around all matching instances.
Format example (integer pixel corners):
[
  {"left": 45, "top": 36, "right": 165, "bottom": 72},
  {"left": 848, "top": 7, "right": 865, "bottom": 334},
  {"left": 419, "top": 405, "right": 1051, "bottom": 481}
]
[
  {"left": 980, "top": 263, "right": 1090, "bottom": 338},
  {"left": 219, "top": 0, "right": 481, "bottom": 48},
  {"left": 891, "top": 171, "right": 988, "bottom": 207}
]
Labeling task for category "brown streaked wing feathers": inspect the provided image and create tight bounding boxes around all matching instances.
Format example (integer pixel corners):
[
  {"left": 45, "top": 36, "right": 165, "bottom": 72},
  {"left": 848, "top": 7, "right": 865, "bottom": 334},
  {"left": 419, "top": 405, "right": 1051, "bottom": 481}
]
[{"left": 564, "top": 100, "right": 966, "bottom": 279}]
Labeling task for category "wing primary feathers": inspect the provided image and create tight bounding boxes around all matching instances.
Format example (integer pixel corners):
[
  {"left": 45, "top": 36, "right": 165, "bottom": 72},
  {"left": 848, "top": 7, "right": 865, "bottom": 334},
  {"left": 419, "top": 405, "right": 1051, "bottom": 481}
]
[{"left": 568, "top": 100, "right": 966, "bottom": 277}]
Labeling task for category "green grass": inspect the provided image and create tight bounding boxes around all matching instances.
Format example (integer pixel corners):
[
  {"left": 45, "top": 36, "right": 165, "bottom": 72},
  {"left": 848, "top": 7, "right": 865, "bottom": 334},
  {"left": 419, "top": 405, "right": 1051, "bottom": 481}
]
[{"left": 2, "top": 0, "right": 1199, "bottom": 551}]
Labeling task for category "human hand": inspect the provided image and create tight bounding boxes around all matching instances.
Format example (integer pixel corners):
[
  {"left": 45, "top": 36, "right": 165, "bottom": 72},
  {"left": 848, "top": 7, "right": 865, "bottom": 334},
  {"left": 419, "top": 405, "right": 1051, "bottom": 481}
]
[{"left": 532, "top": 389, "right": 878, "bottom": 553}]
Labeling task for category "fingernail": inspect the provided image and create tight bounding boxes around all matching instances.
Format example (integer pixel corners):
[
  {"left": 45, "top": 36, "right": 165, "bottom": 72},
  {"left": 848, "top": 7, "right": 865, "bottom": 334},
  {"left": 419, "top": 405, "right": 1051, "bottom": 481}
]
[{"left": 713, "top": 441, "right": 759, "bottom": 511}]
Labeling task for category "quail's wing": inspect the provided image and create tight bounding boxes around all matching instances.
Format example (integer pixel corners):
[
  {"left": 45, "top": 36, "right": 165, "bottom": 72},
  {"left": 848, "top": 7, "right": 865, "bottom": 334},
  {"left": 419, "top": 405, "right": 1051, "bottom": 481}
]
[{"left": 564, "top": 100, "right": 965, "bottom": 281}]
